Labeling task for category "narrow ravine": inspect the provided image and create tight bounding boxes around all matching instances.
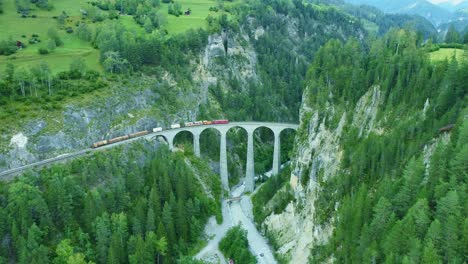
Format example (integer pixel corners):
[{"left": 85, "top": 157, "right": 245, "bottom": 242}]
[{"left": 196, "top": 182, "right": 277, "bottom": 264}]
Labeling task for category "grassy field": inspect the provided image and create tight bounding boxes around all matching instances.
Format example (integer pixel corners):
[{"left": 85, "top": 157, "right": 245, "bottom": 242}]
[
  {"left": 0, "top": 0, "right": 102, "bottom": 73},
  {"left": 0, "top": 0, "right": 235, "bottom": 74},
  {"left": 160, "top": 0, "right": 218, "bottom": 34},
  {"left": 429, "top": 48, "right": 465, "bottom": 62}
]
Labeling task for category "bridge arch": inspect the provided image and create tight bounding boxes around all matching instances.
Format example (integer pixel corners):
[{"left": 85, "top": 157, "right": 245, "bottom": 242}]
[
  {"left": 225, "top": 126, "right": 248, "bottom": 187},
  {"left": 153, "top": 134, "right": 169, "bottom": 145},
  {"left": 278, "top": 127, "right": 297, "bottom": 165},
  {"left": 225, "top": 125, "right": 249, "bottom": 136},
  {"left": 173, "top": 130, "right": 195, "bottom": 153},
  {"left": 252, "top": 126, "right": 275, "bottom": 176},
  {"left": 199, "top": 128, "right": 221, "bottom": 159}
]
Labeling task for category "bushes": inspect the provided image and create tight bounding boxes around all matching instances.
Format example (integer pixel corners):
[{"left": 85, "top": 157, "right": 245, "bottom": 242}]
[
  {"left": 38, "top": 47, "right": 49, "bottom": 54},
  {"left": 47, "top": 28, "right": 63, "bottom": 46},
  {"left": 219, "top": 226, "right": 256, "bottom": 264},
  {"left": 168, "top": 2, "right": 182, "bottom": 16},
  {"left": 0, "top": 39, "right": 17, "bottom": 55}
]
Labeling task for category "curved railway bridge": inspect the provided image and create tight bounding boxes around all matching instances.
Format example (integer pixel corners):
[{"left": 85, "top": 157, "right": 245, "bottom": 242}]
[{"left": 1, "top": 122, "right": 298, "bottom": 191}]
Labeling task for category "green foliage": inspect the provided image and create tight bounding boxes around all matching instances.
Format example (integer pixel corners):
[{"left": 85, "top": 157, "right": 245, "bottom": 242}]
[
  {"left": 219, "top": 226, "right": 256, "bottom": 264},
  {"left": 0, "top": 143, "right": 221, "bottom": 263},
  {"left": 94, "top": 20, "right": 208, "bottom": 74},
  {"left": 0, "top": 38, "right": 18, "bottom": 56},
  {"left": 207, "top": 0, "right": 365, "bottom": 122},
  {"left": 47, "top": 28, "right": 63, "bottom": 47},
  {"left": 38, "top": 47, "right": 49, "bottom": 54},
  {"left": 445, "top": 24, "right": 461, "bottom": 44},
  {"left": 306, "top": 29, "right": 467, "bottom": 263},
  {"left": 76, "top": 23, "right": 93, "bottom": 41},
  {"left": 252, "top": 167, "right": 294, "bottom": 224},
  {"left": 168, "top": 2, "right": 183, "bottom": 17}
]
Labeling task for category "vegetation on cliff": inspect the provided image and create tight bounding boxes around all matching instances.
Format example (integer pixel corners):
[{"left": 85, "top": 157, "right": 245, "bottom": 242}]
[
  {"left": 302, "top": 29, "right": 467, "bottom": 263},
  {"left": 219, "top": 225, "right": 256, "bottom": 264},
  {"left": 0, "top": 143, "right": 222, "bottom": 263}
]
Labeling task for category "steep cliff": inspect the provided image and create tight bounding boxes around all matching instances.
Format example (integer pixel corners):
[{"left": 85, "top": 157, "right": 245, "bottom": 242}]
[
  {"left": 262, "top": 83, "right": 382, "bottom": 261},
  {"left": 256, "top": 30, "right": 467, "bottom": 263}
]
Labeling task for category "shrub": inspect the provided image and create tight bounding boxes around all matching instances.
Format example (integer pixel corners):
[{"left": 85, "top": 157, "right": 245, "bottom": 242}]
[
  {"left": 219, "top": 226, "right": 256, "bottom": 264},
  {"left": 0, "top": 39, "right": 17, "bottom": 55},
  {"left": 48, "top": 28, "right": 63, "bottom": 46},
  {"left": 66, "top": 27, "right": 74, "bottom": 33},
  {"left": 85, "top": 70, "right": 100, "bottom": 80},
  {"left": 38, "top": 48, "right": 49, "bottom": 54}
]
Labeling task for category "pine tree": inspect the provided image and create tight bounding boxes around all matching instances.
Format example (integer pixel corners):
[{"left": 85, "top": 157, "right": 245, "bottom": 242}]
[
  {"left": 108, "top": 213, "right": 128, "bottom": 263},
  {"left": 162, "top": 202, "right": 176, "bottom": 256},
  {"left": 146, "top": 208, "right": 156, "bottom": 233},
  {"left": 422, "top": 240, "right": 441, "bottom": 264},
  {"left": 445, "top": 24, "right": 460, "bottom": 43},
  {"left": 94, "top": 213, "right": 111, "bottom": 264}
]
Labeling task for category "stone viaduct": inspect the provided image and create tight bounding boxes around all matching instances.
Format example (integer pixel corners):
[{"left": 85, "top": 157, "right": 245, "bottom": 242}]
[{"left": 149, "top": 122, "right": 299, "bottom": 192}]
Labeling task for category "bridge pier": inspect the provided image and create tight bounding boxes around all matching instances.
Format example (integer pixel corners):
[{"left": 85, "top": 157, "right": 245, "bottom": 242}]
[
  {"left": 219, "top": 129, "right": 229, "bottom": 191},
  {"left": 167, "top": 134, "right": 174, "bottom": 150},
  {"left": 245, "top": 129, "right": 255, "bottom": 192},
  {"left": 193, "top": 132, "right": 200, "bottom": 157},
  {"left": 272, "top": 130, "right": 281, "bottom": 176},
  {"left": 151, "top": 122, "right": 297, "bottom": 194}
]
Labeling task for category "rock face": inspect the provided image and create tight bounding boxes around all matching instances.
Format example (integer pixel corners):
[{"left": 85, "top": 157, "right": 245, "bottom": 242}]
[
  {"left": 0, "top": 27, "right": 263, "bottom": 173},
  {"left": 194, "top": 30, "right": 261, "bottom": 102},
  {"left": 261, "top": 85, "right": 383, "bottom": 263},
  {"left": 0, "top": 84, "right": 169, "bottom": 172}
]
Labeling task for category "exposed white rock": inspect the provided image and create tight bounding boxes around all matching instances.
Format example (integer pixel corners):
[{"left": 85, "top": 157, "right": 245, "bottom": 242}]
[
  {"left": 262, "top": 84, "right": 383, "bottom": 263},
  {"left": 352, "top": 85, "right": 381, "bottom": 137},
  {"left": 10, "top": 133, "right": 28, "bottom": 148},
  {"left": 254, "top": 26, "right": 265, "bottom": 40},
  {"left": 422, "top": 98, "right": 430, "bottom": 118}
]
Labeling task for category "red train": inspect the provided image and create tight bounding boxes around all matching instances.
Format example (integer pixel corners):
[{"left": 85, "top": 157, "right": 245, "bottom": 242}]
[
  {"left": 212, "top": 119, "right": 229, "bottom": 124},
  {"left": 91, "top": 119, "right": 229, "bottom": 148}
]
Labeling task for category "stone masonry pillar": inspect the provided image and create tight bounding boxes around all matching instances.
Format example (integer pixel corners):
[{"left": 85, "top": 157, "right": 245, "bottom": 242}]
[
  {"left": 167, "top": 134, "right": 174, "bottom": 150},
  {"left": 219, "top": 130, "right": 229, "bottom": 191},
  {"left": 272, "top": 130, "right": 281, "bottom": 176},
  {"left": 193, "top": 132, "right": 200, "bottom": 157},
  {"left": 245, "top": 130, "right": 255, "bottom": 192}
]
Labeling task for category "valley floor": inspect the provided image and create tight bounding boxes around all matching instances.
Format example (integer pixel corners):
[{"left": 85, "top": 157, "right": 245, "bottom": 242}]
[{"left": 196, "top": 183, "right": 277, "bottom": 264}]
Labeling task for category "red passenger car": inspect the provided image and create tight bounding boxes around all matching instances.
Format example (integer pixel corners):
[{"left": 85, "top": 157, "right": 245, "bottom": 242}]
[{"left": 212, "top": 119, "right": 229, "bottom": 124}]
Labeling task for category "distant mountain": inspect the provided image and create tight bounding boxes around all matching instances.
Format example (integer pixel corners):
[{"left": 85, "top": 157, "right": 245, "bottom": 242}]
[
  {"left": 343, "top": 0, "right": 455, "bottom": 26},
  {"left": 437, "top": 1, "right": 468, "bottom": 12}
]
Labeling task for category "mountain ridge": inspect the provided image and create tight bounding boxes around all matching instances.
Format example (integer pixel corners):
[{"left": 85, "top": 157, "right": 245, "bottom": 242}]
[{"left": 343, "top": 0, "right": 467, "bottom": 26}]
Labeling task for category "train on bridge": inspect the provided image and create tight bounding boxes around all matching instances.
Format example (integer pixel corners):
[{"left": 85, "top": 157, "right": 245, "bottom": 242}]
[{"left": 91, "top": 119, "right": 229, "bottom": 148}]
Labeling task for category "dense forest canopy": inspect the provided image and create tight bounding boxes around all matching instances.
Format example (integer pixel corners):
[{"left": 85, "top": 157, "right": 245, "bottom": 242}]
[
  {"left": 301, "top": 29, "right": 467, "bottom": 263},
  {"left": 0, "top": 143, "right": 222, "bottom": 263}
]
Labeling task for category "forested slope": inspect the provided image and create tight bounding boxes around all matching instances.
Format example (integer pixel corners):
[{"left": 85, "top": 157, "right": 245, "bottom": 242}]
[
  {"left": 0, "top": 142, "right": 222, "bottom": 263},
  {"left": 255, "top": 28, "right": 467, "bottom": 263}
]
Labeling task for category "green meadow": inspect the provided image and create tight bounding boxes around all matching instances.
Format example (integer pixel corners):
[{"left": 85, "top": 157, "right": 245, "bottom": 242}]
[
  {"left": 160, "top": 0, "right": 217, "bottom": 34},
  {"left": 429, "top": 48, "right": 465, "bottom": 63},
  {"left": 0, "top": 0, "right": 101, "bottom": 73},
  {"left": 0, "top": 0, "right": 231, "bottom": 73}
]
